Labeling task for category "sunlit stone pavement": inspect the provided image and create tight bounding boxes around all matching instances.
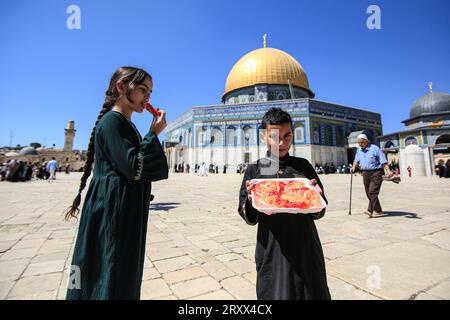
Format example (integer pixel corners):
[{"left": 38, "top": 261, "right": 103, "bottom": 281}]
[{"left": 1, "top": 172, "right": 449, "bottom": 300}]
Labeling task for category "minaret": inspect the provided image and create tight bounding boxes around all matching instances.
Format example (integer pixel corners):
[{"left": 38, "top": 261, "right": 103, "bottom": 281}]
[{"left": 64, "top": 120, "right": 76, "bottom": 152}]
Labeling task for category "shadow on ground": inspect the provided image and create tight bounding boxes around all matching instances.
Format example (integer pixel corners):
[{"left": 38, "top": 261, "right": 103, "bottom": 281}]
[
  {"left": 376, "top": 211, "right": 421, "bottom": 219},
  {"left": 150, "top": 202, "right": 180, "bottom": 212}
]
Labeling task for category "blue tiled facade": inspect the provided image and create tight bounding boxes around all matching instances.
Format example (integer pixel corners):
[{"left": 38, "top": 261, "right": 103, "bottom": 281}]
[{"left": 165, "top": 98, "right": 382, "bottom": 149}]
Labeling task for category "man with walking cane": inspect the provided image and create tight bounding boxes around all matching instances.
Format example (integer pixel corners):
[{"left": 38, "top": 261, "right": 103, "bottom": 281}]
[{"left": 351, "top": 134, "right": 392, "bottom": 218}]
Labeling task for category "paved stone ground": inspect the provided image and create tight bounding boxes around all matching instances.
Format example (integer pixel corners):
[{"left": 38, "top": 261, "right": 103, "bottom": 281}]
[{"left": 0, "top": 172, "right": 449, "bottom": 300}]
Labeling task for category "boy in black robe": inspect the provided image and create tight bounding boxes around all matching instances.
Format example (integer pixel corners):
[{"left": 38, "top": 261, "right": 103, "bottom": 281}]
[{"left": 238, "top": 108, "right": 331, "bottom": 300}]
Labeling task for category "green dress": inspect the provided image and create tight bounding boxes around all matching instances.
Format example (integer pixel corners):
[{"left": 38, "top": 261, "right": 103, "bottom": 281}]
[{"left": 66, "top": 111, "right": 168, "bottom": 300}]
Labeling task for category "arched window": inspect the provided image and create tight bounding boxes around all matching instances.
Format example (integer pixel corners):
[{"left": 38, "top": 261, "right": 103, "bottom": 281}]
[
  {"left": 197, "top": 126, "right": 207, "bottom": 147},
  {"left": 405, "top": 136, "right": 418, "bottom": 146},
  {"left": 227, "top": 126, "right": 236, "bottom": 146},
  {"left": 435, "top": 134, "right": 450, "bottom": 145},
  {"left": 243, "top": 126, "right": 252, "bottom": 147},
  {"left": 295, "top": 125, "right": 305, "bottom": 143},
  {"left": 384, "top": 141, "right": 395, "bottom": 148},
  {"left": 334, "top": 126, "right": 344, "bottom": 146},
  {"left": 313, "top": 123, "right": 320, "bottom": 144},
  {"left": 183, "top": 130, "right": 188, "bottom": 146},
  {"left": 211, "top": 127, "right": 221, "bottom": 146},
  {"left": 258, "top": 126, "right": 266, "bottom": 146},
  {"left": 323, "top": 125, "right": 332, "bottom": 145},
  {"left": 187, "top": 129, "right": 192, "bottom": 147}
]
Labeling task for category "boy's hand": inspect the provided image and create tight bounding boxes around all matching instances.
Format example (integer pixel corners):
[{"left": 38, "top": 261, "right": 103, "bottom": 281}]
[
  {"left": 309, "top": 179, "right": 323, "bottom": 195},
  {"left": 246, "top": 180, "right": 255, "bottom": 203}
]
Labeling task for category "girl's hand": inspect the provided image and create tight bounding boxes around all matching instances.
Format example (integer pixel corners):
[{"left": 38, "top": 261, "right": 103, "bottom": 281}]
[
  {"left": 151, "top": 109, "right": 167, "bottom": 135},
  {"left": 309, "top": 179, "right": 323, "bottom": 194},
  {"left": 246, "top": 180, "right": 255, "bottom": 203}
]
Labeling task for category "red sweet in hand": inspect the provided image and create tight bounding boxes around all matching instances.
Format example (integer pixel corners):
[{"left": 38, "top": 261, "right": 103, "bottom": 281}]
[{"left": 145, "top": 103, "right": 161, "bottom": 117}]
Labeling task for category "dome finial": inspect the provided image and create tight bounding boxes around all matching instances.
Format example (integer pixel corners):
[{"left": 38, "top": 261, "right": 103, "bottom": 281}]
[
  {"left": 263, "top": 33, "right": 267, "bottom": 48},
  {"left": 428, "top": 81, "right": 433, "bottom": 93}
]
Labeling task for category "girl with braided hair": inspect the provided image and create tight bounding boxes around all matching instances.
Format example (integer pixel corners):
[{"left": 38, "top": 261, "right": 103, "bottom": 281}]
[{"left": 65, "top": 67, "right": 168, "bottom": 299}]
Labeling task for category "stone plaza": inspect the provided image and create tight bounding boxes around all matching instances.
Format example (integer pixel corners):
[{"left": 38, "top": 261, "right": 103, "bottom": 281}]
[{"left": 0, "top": 172, "right": 449, "bottom": 300}]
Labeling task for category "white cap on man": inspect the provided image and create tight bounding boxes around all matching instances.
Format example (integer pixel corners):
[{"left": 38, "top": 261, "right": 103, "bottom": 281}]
[{"left": 357, "top": 133, "right": 369, "bottom": 141}]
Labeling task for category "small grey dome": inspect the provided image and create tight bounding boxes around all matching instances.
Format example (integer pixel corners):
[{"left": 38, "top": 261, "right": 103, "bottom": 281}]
[{"left": 410, "top": 92, "right": 450, "bottom": 118}]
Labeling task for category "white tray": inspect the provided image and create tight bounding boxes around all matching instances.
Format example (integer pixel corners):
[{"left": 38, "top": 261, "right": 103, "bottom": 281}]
[{"left": 250, "top": 178, "right": 327, "bottom": 215}]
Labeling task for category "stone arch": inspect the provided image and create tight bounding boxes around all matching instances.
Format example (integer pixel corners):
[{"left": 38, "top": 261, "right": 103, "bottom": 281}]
[
  {"left": 435, "top": 134, "right": 450, "bottom": 145},
  {"left": 384, "top": 140, "right": 395, "bottom": 148}
]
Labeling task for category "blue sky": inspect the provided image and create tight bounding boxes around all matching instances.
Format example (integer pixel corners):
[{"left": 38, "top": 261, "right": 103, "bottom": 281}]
[{"left": 1, "top": 0, "right": 449, "bottom": 150}]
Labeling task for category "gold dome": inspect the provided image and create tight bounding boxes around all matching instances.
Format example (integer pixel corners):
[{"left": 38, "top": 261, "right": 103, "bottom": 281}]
[{"left": 223, "top": 47, "right": 312, "bottom": 98}]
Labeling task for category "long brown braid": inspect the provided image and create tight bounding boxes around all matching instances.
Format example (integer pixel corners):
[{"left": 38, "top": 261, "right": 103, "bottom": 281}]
[{"left": 65, "top": 66, "right": 152, "bottom": 221}]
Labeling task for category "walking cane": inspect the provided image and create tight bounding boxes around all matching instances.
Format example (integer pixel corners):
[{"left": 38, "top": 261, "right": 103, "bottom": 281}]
[{"left": 348, "top": 171, "right": 353, "bottom": 215}]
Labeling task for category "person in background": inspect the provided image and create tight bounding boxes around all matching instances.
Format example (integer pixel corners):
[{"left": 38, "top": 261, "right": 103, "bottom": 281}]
[
  {"left": 46, "top": 157, "right": 58, "bottom": 182},
  {"left": 352, "top": 134, "right": 392, "bottom": 218}
]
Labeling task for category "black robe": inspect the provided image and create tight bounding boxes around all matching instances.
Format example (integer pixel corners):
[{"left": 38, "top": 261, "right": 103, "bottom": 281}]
[{"left": 238, "top": 153, "right": 331, "bottom": 300}]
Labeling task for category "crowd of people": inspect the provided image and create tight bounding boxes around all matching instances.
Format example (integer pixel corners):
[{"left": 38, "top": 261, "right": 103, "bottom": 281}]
[
  {"left": 193, "top": 163, "right": 256, "bottom": 175},
  {"left": 196, "top": 162, "right": 224, "bottom": 176},
  {"left": 314, "top": 160, "right": 401, "bottom": 176},
  {"left": 171, "top": 160, "right": 407, "bottom": 176},
  {"left": 173, "top": 162, "right": 233, "bottom": 175},
  {"left": 315, "top": 164, "right": 349, "bottom": 174},
  {"left": 1, "top": 158, "right": 73, "bottom": 182},
  {"left": 174, "top": 162, "right": 402, "bottom": 176},
  {"left": 173, "top": 162, "right": 190, "bottom": 173}
]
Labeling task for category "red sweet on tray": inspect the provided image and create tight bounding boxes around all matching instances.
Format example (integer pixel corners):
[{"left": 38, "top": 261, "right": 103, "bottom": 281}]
[{"left": 251, "top": 178, "right": 326, "bottom": 214}]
